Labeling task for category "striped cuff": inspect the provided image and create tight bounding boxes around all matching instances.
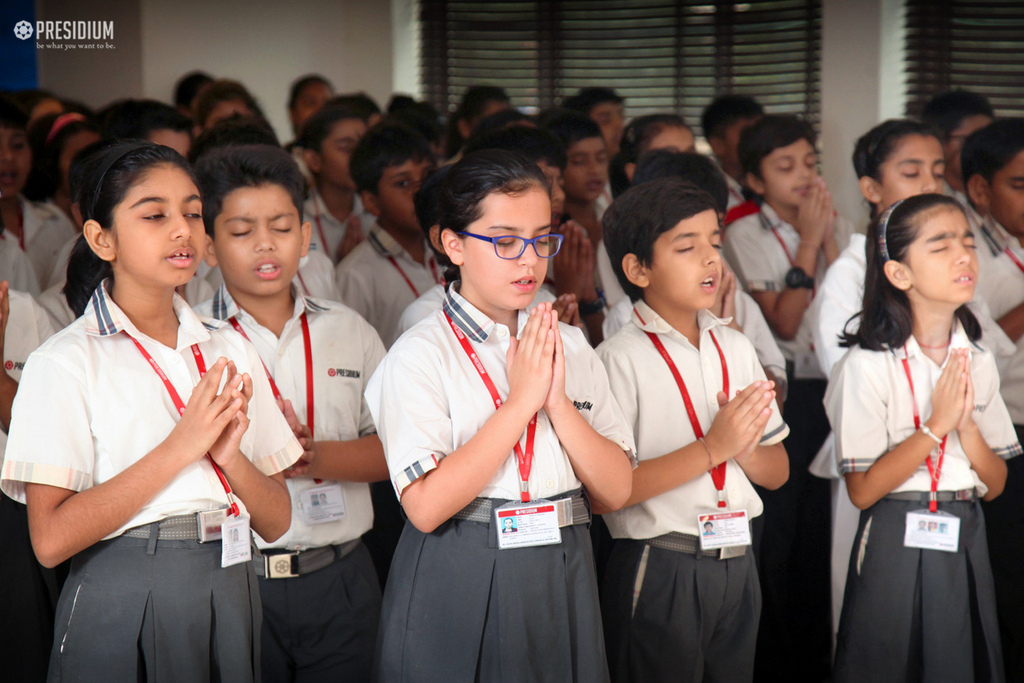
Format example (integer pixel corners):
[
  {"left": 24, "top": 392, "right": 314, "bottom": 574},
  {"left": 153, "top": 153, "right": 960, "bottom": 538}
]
[
  {"left": 394, "top": 453, "right": 441, "bottom": 495},
  {"left": 839, "top": 457, "right": 876, "bottom": 474},
  {"left": 760, "top": 422, "right": 790, "bottom": 445},
  {"left": 255, "top": 438, "right": 304, "bottom": 475},
  {"left": 994, "top": 442, "right": 1023, "bottom": 460},
  {"left": 1, "top": 461, "right": 92, "bottom": 503}
]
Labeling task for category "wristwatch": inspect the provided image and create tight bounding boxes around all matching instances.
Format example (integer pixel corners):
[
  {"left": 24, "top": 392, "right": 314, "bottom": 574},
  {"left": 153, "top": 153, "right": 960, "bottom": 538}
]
[
  {"left": 784, "top": 266, "right": 815, "bottom": 290},
  {"left": 578, "top": 288, "right": 607, "bottom": 316}
]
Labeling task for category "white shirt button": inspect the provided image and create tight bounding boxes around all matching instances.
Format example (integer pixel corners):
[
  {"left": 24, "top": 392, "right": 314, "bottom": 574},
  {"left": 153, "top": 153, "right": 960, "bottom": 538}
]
[
  {"left": 170, "top": 355, "right": 181, "bottom": 364},
  {"left": 497, "top": 328, "right": 508, "bottom": 339},
  {"left": 546, "top": 479, "right": 554, "bottom": 488}
]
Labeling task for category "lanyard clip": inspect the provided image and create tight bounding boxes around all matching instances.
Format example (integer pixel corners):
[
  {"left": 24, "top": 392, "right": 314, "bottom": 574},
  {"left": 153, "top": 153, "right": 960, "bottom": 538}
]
[
  {"left": 928, "top": 490, "right": 937, "bottom": 514},
  {"left": 520, "top": 480, "right": 531, "bottom": 504},
  {"left": 717, "top": 489, "right": 726, "bottom": 509}
]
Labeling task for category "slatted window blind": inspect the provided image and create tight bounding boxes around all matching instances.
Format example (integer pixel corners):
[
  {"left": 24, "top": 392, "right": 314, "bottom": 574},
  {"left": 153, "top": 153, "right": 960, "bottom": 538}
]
[
  {"left": 905, "top": 0, "right": 1024, "bottom": 119},
  {"left": 420, "top": 0, "right": 822, "bottom": 129}
]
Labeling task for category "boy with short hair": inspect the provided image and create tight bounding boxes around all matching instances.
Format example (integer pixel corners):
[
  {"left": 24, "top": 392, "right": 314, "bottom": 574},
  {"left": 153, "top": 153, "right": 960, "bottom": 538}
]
[
  {"left": 922, "top": 89, "right": 994, "bottom": 206},
  {"left": 193, "top": 144, "right": 388, "bottom": 682},
  {"left": 565, "top": 86, "right": 626, "bottom": 157},
  {"left": 962, "top": 119, "right": 1024, "bottom": 680},
  {"left": 723, "top": 113, "right": 852, "bottom": 679},
  {"left": 300, "top": 106, "right": 373, "bottom": 264},
  {"left": 0, "top": 98, "right": 76, "bottom": 293},
  {"left": 335, "top": 122, "right": 439, "bottom": 348},
  {"left": 701, "top": 94, "right": 764, "bottom": 212},
  {"left": 102, "top": 99, "right": 193, "bottom": 158},
  {"left": 597, "top": 177, "right": 789, "bottom": 681}
]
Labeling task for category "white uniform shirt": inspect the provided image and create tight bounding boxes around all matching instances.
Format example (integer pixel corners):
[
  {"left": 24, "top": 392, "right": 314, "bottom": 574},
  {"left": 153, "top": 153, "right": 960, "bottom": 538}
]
[
  {"left": 812, "top": 233, "right": 866, "bottom": 376},
  {"left": 336, "top": 223, "right": 444, "bottom": 348},
  {"left": 0, "top": 236, "right": 40, "bottom": 296},
  {"left": 0, "top": 281, "right": 302, "bottom": 538},
  {"left": 824, "top": 323, "right": 1021, "bottom": 495},
  {"left": 8, "top": 196, "right": 77, "bottom": 292},
  {"left": 397, "top": 283, "right": 558, "bottom": 338},
  {"left": 0, "top": 290, "right": 55, "bottom": 459},
  {"left": 604, "top": 290, "right": 787, "bottom": 387},
  {"left": 596, "top": 241, "right": 628, "bottom": 309},
  {"left": 365, "top": 285, "right": 636, "bottom": 501},
  {"left": 724, "top": 203, "right": 854, "bottom": 368},
  {"left": 598, "top": 301, "right": 789, "bottom": 539},
  {"left": 303, "top": 189, "right": 375, "bottom": 266},
  {"left": 196, "top": 286, "right": 386, "bottom": 550}
]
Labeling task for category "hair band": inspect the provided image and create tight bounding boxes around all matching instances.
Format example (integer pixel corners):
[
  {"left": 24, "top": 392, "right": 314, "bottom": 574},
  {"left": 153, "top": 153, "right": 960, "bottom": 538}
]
[
  {"left": 45, "top": 112, "right": 87, "bottom": 146},
  {"left": 87, "top": 141, "right": 154, "bottom": 219},
  {"left": 876, "top": 197, "right": 907, "bottom": 263}
]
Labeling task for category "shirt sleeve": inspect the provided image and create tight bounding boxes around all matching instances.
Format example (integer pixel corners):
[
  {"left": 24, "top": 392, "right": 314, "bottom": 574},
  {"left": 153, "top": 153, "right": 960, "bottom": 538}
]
[
  {"left": 364, "top": 339, "right": 454, "bottom": 496},
  {"left": 240, "top": 339, "right": 303, "bottom": 475},
  {"left": 739, "top": 334, "right": 790, "bottom": 445},
  {"left": 571, "top": 330, "right": 637, "bottom": 465},
  {"left": 722, "top": 217, "right": 782, "bottom": 292},
  {"left": 734, "top": 290, "right": 787, "bottom": 382},
  {"left": 812, "top": 256, "right": 862, "bottom": 377},
  {"left": 972, "top": 350, "right": 1023, "bottom": 460},
  {"left": 824, "top": 350, "right": 892, "bottom": 474},
  {"left": 1, "top": 351, "right": 94, "bottom": 502},
  {"left": 358, "top": 320, "right": 388, "bottom": 437}
]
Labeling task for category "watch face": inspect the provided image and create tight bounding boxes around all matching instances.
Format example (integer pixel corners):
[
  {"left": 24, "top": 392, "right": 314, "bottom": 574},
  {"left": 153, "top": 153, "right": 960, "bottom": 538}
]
[{"left": 785, "top": 267, "right": 805, "bottom": 289}]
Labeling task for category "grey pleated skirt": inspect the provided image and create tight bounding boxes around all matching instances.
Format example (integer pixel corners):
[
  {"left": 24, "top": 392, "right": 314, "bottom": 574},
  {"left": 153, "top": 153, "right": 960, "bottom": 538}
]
[
  {"left": 373, "top": 515, "right": 609, "bottom": 683},
  {"left": 833, "top": 498, "right": 1004, "bottom": 683},
  {"left": 48, "top": 533, "right": 262, "bottom": 683}
]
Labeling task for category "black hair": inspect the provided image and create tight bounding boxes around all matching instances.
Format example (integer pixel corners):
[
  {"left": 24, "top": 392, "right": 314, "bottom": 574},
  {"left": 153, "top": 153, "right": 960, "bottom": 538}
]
[
  {"left": 469, "top": 109, "right": 533, "bottom": 141},
  {"left": 288, "top": 74, "right": 333, "bottom": 111},
  {"left": 23, "top": 112, "right": 101, "bottom": 202},
  {"left": 852, "top": 119, "right": 943, "bottom": 213},
  {"left": 101, "top": 99, "right": 192, "bottom": 141},
  {"left": 193, "top": 144, "right": 305, "bottom": 238},
  {"left": 563, "top": 87, "right": 624, "bottom": 114},
  {"left": 0, "top": 96, "right": 29, "bottom": 130},
  {"left": 840, "top": 193, "right": 980, "bottom": 351},
  {"left": 961, "top": 118, "right": 1024, "bottom": 191},
  {"left": 387, "top": 94, "right": 417, "bottom": 113},
  {"left": 463, "top": 126, "right": 566, "bottom": 171},
  {"left": 188, "top": 117, "right": 280, "bottom": 164},
  {"left": 389, "top": 106, "right": 444, "bottom": 147},
  {"left": 65, "top": 141, "right": 197, "bottom": 316},
  {"left": 7, "top": 90, "right": 58, "bottom": 120},
  {"left": 436, "top": 149, "right": 548, "bottom": 282},
  {"left": 445, "top": 85, "right": 511, "bottom": 159},
  {"left": 603, "top": 178, "right": 719, "bottom": 303},
  {"left": 328, "top": 93, "right": 382, "bottom": 123},
  {"left": 542, "top": 110, "right": 603, "bottom": 151},
  {"left": 611, "top": 113, "right": 691, "bottom": 197},
  {"left": 297, "top": 105, "right": 363, "bottom": 152},
  {"left": 921, "top": 90, "right": 994, "bottom": 140},
  {"left": 633, "top": 150, "right": 729, "bottom": 215},
  {"left": 349, "top": 122, "right": 433, "bottom": 195},
  {"left": 69, "top": 139, "right": 108, "bottom": 209},
  {"left": 701, "top": 95, "right": 764, "bottom": 140},
  {"left": 738, "top": 114, "right": 816, "bottom": 181},
  {"left": 415, "top": 165, "right": 453, "bottom": 276},
  {"left": 191, "top": 80, "right": 265, "bottom": 130},
  {"left": 174, "top": 71, "right": 213, "bottom": 110}
]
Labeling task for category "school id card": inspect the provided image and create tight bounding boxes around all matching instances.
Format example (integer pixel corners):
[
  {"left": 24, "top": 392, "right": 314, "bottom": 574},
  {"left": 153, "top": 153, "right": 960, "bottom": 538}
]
[
  {"left": 698, "top": 510, "right": 751, "bottom": 558},
  {"left": 495, "top": 500, "right": 562, "bottom": 550},
  {"left": 221, "top": 515, "right": 252, "bottom": 568},
  {"left": 904, "top": 510, "right": 960, "bottom": 553},
  {"left": 300, "top": 483, "right": 347, "bottom": 525}
]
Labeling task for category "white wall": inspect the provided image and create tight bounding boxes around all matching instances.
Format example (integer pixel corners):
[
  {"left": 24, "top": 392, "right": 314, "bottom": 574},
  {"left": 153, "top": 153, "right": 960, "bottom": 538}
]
[{"left": 139, "top": 0, "right": 394, "bottom": 141}]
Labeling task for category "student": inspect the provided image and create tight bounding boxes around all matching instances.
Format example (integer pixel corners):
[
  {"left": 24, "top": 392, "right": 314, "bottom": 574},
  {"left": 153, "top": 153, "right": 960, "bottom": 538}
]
[
  {"left": 701, "top": 95, "right": 764, "bottom": 213},
  {"left": 173, "top": 70, "right": 213, "bottom": 118},
  {"left": 101, "top": 99, "right": 193, "bottom": 158},
  {"left": 723, "top": 113, "right": 852, "bottom": 679},
  {"left": 365, "top": 149, "right": 635, "bottom": 681},
  {"left": 299, "top": 106, "right": 373, "bottom": 264},
  {"left": 921, "top": 90, "right": 994, "bottom": 208},
  {"left": 544, "top": 110, "right": 612, "bottom": 341},
  {"left": 0, "top": 281, "right": 60, "bottom": 683},
  {"left": 330, "top": 93, "right": 384, "bottom": 128},
  {"left": 597, "top": 177, "right": 789, "bottom": 682},
  {"left": 335, "top": 122, "right": 440, "bottom": 348},
  {"left": 287, "top": 74, "right": 334, "bottom": 141},
  {"left": 825, "top": 193, "right": 1018, "bottom": 681},
  {"left": 191, "top": 79, "right": 266, "bottom": 134},
  {"left": 444, "top": 85, "right": 511, "bottom": 159},
  {"left": 25, "top": 112, "right": 102, "bottom": 225},
  {"left": 610, "top": 114, "right": 696, "bottom": 199},
  {"left": 961, "top": 118, "right": 1024, "bottom": 680},
  {"left": 605, "top": 150, "right": 788, "bottom": 399},
  {"left": 565, "top": 87, "right": 626, "bottom": 157},
  {"left": 0, "top": 99, "right": 79, "bottom": 294},
  {"left": 810, "top": 118, "right": 948, "bottom": 643},
  {"left": 0, "top": 140, "right": 301, "bottom": 680},
  {"left": 194, "top": 144, "right": 387, "bottom": 681}
]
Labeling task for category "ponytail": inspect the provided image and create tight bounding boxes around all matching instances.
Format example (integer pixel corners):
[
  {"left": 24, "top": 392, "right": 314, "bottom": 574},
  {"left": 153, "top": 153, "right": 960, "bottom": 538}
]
[{"left": 64, "top": 235, "right": 112, "bottom": 317}]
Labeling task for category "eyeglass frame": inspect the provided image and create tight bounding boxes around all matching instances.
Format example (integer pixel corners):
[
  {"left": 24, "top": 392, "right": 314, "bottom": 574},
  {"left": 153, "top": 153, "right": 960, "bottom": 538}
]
[{"left": 460, "top": 230, "right": 564, "bottom": 259}]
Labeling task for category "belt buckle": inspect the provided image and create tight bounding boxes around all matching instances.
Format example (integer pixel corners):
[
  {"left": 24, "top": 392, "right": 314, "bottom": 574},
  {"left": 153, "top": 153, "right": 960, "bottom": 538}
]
[
  {"left": 554, "top": 498, "right": 573, "bottom": 527},
  {"left": 265, "top": 551, "right": 300, "bottom": 579},
  {"left": 196, "top": 507, "right": 230, "bottom": 543}
]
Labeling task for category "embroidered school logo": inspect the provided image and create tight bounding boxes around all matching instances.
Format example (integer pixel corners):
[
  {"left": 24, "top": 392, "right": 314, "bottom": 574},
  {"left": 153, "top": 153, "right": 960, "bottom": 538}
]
[
  {"left": 328, "top": 368, "right": 360, "bottom": 378},
  {"left": 573, "top": 400, "right": 593, "bottom": 412},
  {"left": 14, "top": 21, "right": 33, "bottom": 40}
]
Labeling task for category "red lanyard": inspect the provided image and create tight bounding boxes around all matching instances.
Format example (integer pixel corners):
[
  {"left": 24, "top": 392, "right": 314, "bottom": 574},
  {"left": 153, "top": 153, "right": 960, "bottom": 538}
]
[
  {"left": 641, "top": 315, "right": 730, "bottom": 507},
  {"left": 229, "top": 312, "right": 317, "bottom": 481},
  {"left": 388, "top": 255, "right": 443, "bottom": 298},
  {"left": 901, "top": 347, "right": 947, "bottom": 513},
  {"left": 126, "top": 334, "right": 240, "bottom": 516},
  {"left": 1004, "top": 246, "right": 1024, "bottom": 277},
  {"left": 444, "top": 312, "right": 538, "bottom": 502}
]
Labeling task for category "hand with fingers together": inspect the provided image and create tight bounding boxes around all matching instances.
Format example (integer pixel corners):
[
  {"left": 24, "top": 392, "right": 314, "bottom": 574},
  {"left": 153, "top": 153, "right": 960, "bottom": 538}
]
[
  {"left": 277, "top": 398, "right": 316, "bottom": 479},
  {"left": 703, "top": 380, "right": 777, "bottom": 466},
  {"left": 505, "top": 303, "right": 557, "bottom": 416}
]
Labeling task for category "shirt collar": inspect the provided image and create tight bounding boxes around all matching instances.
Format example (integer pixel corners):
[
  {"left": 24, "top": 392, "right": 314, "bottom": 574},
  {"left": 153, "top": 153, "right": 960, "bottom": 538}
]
[
  {"left": 978, "top": 215, "right": 1013, "bottom": 257},
  {"left": 757, "top": 202, "right": 790, "bottom": 233},
  {"left": 210, "top": 283, "right": 328, "bottom": 324},
  {"left": 630, "top": 299, "right": 727, "bottom": 340},
  {"left": 442, "top": 282, "right": 527, "bottom": 343},
  {"left": 84, "top": 278, "right": 218, "bottom": 349},
  {"left": 366, "top": 223, "right": 405, "bottom": 258}
]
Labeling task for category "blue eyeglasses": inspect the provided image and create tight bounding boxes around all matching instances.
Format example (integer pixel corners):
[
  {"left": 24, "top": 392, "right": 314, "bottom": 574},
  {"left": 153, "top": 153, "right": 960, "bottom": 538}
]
[{"left": 461, "top": 231, "right": 564, "bottom": 259}]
